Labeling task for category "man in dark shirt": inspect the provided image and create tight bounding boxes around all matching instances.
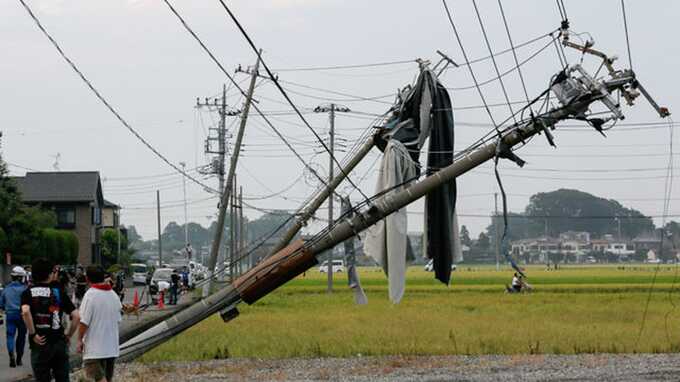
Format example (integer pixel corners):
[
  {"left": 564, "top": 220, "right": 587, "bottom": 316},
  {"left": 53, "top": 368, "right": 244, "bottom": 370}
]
[
  {"left": 21, "top": 258, "right": 80, "bottom": 382},
  {"left": 170, "top": 271, "right": 180, "bottom": 305}
]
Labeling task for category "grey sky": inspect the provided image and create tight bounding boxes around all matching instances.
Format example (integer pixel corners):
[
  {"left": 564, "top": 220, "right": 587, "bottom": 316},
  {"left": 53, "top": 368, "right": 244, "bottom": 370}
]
[{"left": 2, "top": 0, "right": 677, "bottom": 240}]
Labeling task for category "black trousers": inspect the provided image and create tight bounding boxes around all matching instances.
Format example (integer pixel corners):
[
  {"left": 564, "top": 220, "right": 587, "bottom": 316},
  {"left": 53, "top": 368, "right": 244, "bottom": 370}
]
[{"left": 30, "top": 337, "right": 70, "bottom": 382}]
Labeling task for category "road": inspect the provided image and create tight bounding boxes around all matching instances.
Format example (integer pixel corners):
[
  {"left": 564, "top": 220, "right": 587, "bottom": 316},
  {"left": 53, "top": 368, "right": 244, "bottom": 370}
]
[{"left": 0, "top": 282, "right": 193, "bottom": 382}]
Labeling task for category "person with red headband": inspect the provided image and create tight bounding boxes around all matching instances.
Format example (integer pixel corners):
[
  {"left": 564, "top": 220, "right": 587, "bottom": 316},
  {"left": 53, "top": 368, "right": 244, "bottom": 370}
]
[{"left": 77, "top": 265, "right": 122, "bottom": 382}]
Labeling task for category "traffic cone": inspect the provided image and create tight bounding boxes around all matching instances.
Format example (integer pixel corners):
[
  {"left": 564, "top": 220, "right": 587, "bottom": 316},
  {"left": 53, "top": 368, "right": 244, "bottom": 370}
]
[
  {"left": 133, "top": 290, "right": 140, "bottom": 308},
  {"left": 158, "top": 291, "right": 165, "bottom": 309}
]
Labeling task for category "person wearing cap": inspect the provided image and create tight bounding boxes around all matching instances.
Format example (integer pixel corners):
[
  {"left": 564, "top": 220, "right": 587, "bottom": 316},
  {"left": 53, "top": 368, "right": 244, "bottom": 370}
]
[{"left": 0, "top": 266, "right": 28, "bottom": 367}]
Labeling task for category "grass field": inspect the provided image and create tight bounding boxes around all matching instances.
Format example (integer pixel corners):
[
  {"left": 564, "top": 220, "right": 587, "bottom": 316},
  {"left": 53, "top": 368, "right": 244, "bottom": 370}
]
[{"left": 141, "top": 265, "right": 680, "bottom": 362}]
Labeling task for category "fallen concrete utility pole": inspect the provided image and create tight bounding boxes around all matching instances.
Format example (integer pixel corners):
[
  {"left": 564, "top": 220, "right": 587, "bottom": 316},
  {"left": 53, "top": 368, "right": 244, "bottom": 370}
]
[
  {"left": 271, "top": 135, "right": 376, "bottom": 254},
  {"left": 120, "top": 50, "right": 668, "bottom": 360},
  {"left": 204, "top": 51, "right": 261, "bottom": 297}
]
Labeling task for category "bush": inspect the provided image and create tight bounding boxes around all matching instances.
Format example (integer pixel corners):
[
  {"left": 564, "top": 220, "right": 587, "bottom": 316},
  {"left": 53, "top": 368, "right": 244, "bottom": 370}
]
[{"left": 41, "top": 229, "right": 78, "bottom": 265}]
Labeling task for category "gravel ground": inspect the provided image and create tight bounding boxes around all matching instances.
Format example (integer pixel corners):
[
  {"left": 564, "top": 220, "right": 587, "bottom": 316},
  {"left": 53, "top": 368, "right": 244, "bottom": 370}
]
[{"left": 112, "top": 354, "right": 680, "bottom": 381}]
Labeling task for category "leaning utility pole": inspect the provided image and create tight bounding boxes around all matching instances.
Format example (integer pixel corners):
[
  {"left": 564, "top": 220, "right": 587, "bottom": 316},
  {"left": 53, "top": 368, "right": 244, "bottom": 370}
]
[
  {"left": 156, "top": 190, "right": 162, "bottom": 267},
  {"left": 313, "top": 103, "right": 350, "bottom": 292},
  {"left": 494, "top": 193, "right": 500, "bottom": 271},
  {"left": 271, "top": 136, "right": 375, "bottom": 254},
  {"left": 205, "top": 52, "right": 261, "bottom": 296},
  {"left": 229, "top": 177, "right": 236, "bottom": 281},
  {"left": 119, "top": 42, "right": 669, "bottom": 361}
]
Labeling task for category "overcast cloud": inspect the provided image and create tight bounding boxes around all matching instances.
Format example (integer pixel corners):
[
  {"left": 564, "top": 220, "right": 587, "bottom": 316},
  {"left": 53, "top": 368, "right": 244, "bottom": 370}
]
[{"left": 2, "top": 0, "right": 678, "bottom": 240}]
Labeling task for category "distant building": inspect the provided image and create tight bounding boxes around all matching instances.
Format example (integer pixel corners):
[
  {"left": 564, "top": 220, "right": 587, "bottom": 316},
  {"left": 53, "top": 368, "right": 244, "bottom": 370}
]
[
  {"left": 14, "top": 171, "right": 105, "bottom": 265},
  {"left": 102, "top": 199, "right": 121, "bottom": 228}
]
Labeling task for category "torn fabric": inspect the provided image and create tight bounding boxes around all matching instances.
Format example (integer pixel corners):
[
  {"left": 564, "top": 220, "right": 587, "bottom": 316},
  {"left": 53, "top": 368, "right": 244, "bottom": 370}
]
[
  {"left": 341, "top": 197, "right": 367, "bottom": 305},
  {"left": 363, "top": 140, "right": 417, "bottom": 304}
]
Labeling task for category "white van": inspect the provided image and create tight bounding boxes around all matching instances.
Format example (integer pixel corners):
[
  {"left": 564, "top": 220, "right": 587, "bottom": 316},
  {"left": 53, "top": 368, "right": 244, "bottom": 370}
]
[
  {"left": 131, "top": 263, "right": 149, "bottom": 285},
  {"left": 319, "top": 260, "right": 345, "bottom": 273}
]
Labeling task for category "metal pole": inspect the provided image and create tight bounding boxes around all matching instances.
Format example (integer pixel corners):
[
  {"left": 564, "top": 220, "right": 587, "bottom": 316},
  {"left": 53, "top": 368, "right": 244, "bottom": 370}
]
[
  {"left": 235, "top": 96, "right": 606, "bottom": 305},
  {"left": 239, "top": 186, "right": 244, "bottom": 275},
  {"left": 218, "top": 85, "right": 226, "bottom": 197},
  {"left": 230, "top": 177, "right": 236, "bottom": 281},
  {"left": 271, "top": 135, "right": 374, "bottom": 254},
  {"left": 327, "top": 104, "right": 335, "bottom": 292},
  {"left": 494, "top": 192, "right": 500, "bottom": 271},
  {"left": 204, "top": 52, "right": 261, "bottom": 296},
  {"left": 156, "top": 190, "right": 162, "bottom": 267},
  {"left": 181, "top": 161, "right": 189, "bottom": 246},
  {"left": 121, "top": 87, "right": 645, "bottom": 359}
]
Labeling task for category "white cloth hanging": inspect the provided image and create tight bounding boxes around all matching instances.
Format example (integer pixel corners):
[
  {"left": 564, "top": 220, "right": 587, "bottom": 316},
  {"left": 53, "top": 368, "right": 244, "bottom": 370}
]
[{"left": 363, "top": 140, "right": 417, "bottom": 304}]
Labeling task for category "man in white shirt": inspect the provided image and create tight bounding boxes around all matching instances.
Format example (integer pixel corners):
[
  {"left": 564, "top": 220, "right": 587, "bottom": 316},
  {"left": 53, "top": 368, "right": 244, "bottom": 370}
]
[{"left": 77, "top": 266, "right": 122, "bottom": 382}]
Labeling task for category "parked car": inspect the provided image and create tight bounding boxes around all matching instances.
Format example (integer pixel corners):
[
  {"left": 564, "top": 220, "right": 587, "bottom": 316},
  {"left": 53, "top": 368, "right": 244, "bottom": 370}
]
[
  {"left": 149, "top": 267, "right": 174, "bottom": 301},
  {"left": 319, "top": 260, "right": 345, "bottom": 273},
  {"left": 131, "top": 263, "right": 149, "bottom": 285},
  {"left": 424, "top": 259, "right": 457, "bottom": 272}
]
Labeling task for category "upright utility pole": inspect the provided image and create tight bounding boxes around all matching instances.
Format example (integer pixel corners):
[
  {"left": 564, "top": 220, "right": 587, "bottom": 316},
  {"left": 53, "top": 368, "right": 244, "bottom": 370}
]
[
  {"left": 494, "top": 193, "right": 500, "bottom": 271},
  {"left": 205, "top": 52, "right": 261, "bottom": 296},
  {"left": 156, "top": 190, "right": 162, "bottom": 267},
  {"left": 180, "top": 161, "right": 189, "bottom": 246},
  {"left": 314, "top": 103, "right": 350, "bottom": 292},
  {"left": 238, "top": 186, "right": 244, "bottom": 275},
  {"left": 229, "top": 177, "right": 236, "bottom": 281}
]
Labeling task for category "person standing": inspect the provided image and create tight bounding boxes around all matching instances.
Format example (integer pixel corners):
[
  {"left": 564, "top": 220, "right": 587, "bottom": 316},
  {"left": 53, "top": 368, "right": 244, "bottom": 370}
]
[
  {"left": 0, "top": 266, "right": 28, "bottom": 367},
  {"left": 169, "top": 271, "right": 180, "bottom": 305},
  {"left": 78, "top": 265, "right": 122, "bottom": 382},
  {"left": 75, "top": 266, "right": 88, "bottom": 307},
  {"left": 21, "top": 258, "right": 79, "bottom": 382}
]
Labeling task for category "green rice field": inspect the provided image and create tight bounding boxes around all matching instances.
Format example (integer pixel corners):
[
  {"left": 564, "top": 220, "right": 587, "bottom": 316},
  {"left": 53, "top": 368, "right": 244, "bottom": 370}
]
[{"left": 141, "top": 265, "right": 680, "bottom": 362}]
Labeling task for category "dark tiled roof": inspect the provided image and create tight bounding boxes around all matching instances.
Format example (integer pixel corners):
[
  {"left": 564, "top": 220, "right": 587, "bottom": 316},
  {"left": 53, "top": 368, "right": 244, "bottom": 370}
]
[
  {"left": 14, "top": 172, "right": 102, "bottom": 203},
  {"left": 103, "top": 199, "right": 120, "bottom": 209}
]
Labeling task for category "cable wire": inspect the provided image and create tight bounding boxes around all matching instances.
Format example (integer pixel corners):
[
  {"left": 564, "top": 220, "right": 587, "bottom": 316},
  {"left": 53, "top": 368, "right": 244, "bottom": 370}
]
[
  {"left": 17, "top": 0, "right": 218, "bottom": 194},
  {"left": 620, "top": 0, "right": 634, "bottom": 70},
  {"left": 214, "top": 0, "right": 371, "bottom": 203},
  {"left": 442, "top": 0, "right": 498, "bottom": 130}
]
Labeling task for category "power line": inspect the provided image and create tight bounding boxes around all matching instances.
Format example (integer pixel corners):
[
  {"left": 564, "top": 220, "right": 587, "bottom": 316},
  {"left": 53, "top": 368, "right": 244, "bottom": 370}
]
[
  {"left": 213, "top": 0, "right": 371, "bottom": 203},
  {"left": 442, "top": 0, "right": 498, "bottom": 129},
  {"left": 620, "top": 0, "right": 633, "bottom": 70},
  {"left": 16, "top": 0, "right": 217, "bottom": 194},
  {"left": 161, "top": 0, "right": 330, "bottom": 192},
  {"left": 497, "top": 0, "right": 531, "bottom": 105},
  {"left": 271, "top": 59, "right": 416, "bottom": 72},
  {"left": 471, "top": 0, "right": 516, "bottom": 123}
]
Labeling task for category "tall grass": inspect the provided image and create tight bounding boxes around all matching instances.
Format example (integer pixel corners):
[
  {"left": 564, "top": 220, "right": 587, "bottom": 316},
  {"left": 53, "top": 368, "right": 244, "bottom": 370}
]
[{"left": 141, "top": 265, "right": 680, "bottom": 361}]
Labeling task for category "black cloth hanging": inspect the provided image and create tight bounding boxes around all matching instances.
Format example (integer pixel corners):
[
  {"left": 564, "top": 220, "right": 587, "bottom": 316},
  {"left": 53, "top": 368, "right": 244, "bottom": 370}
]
[
  {"left": 375, "top": 70, "right": 457, "bottom": 286},
  {"left": 424, "top": 78, "right": 456, "bottom": 285}
]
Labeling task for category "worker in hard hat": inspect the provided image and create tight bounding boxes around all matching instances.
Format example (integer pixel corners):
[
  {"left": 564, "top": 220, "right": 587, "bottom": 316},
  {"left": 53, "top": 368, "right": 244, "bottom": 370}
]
[{"left": 0, "top": 266, "right": 28, "bottom": 367}]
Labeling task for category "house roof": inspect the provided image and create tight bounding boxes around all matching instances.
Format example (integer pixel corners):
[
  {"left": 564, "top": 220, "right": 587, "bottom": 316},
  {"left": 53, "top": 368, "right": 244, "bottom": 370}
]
[
  {"left": 14, "top": 172, "right": 103, "bottom": 203},
  {"left": 103, "top": 199, "right": 120, "bottom": 209}
]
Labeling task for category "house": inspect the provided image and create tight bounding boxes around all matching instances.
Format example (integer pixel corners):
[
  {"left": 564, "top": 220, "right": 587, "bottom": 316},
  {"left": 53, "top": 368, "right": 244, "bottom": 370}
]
[
  {"left": 632, "top": 234, "right": 662, "bottom": 254},
  {"left": 102, "top": 199, "right": 121, "bottom": 228},
  {"left": 14, "top": 172, "right": 105, "bottom": 266}
]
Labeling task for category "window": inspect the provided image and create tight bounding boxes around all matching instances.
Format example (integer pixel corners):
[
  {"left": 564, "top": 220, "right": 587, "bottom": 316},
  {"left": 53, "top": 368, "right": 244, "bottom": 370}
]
[
  {"left": 92, "top": 207, "right": 102, "bottom": 225},
  {"left": 56, "top": 207, "right": 76, "bottom": 229}
]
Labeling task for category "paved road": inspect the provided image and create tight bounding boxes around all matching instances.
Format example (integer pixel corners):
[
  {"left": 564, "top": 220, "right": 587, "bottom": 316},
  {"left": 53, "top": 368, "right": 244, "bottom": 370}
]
[{"left": 0, "top": 283, "right": 193, "bottom": 382}]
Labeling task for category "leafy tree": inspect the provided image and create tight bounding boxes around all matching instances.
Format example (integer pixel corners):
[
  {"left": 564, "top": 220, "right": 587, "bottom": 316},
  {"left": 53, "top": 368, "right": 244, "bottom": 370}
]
[
  {"left": 524, "top": 189, "right": 654, "bottom": 238},
  {"left": 246, "top": 211, "right": 294, "bottom": 243},
  {"left": 460, "top": 225, "right": 472, "bottom": 247},
  {"left": 476, "top": 232, "right": 490, "bottom": 250},
  {"left": 40, "top": 229, "right": 78, "bottom": 265},
  {"left": 101, "top": 228, "right": 130, "bottom": 268},
  {"left": 0, "top": 134, "right": 57, "bottom": 264},
  {"left": 126, "top": 225, "right": 142, "bottom": 244}
]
